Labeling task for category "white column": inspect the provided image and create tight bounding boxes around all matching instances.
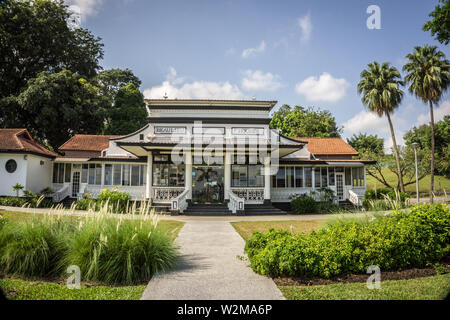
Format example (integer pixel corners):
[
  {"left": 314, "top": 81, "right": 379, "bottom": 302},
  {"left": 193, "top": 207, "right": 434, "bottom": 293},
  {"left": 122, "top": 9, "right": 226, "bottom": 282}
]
[
  {"left": 146, "top": 151, "right": 152, "bottom": 200},
  {"left": 224, "top": 152, "right": 232, "bottom": 200},
  {"left": 185, "top": 151, "right": 192, "bottom": 199},
  {"left": 363, "top": 166, "right": 367, "bottom": 188},
  {"left": 264, "top": 156, "right": 271, "bottom": 201},
  {"left": 101, "top": 164, "right": 105, "bottom": 188}
]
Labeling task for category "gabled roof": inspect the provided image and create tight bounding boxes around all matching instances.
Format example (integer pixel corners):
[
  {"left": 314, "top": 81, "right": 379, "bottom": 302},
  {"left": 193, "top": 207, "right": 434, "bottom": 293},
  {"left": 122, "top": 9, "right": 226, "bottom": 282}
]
[
  {"left": 292, "top": 137, "right": 358, "bottom": 156},
  {"left": 0, "top": 129, "right": 58, "bottom": 158},
  {"left": 59, "top": 135, "right": 120, "bottom": 152}
]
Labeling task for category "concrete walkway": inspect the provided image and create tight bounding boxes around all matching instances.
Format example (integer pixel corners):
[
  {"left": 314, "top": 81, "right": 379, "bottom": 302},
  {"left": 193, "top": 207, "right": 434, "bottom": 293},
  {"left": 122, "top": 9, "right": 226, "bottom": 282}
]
[{"left": 141, "top": 220, "right": 285, "bottom": 300}]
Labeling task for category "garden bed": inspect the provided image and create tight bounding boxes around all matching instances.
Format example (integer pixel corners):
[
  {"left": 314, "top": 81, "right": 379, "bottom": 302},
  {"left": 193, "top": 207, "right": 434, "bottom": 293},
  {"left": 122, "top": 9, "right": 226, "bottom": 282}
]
[{"left": 273, "top": 262, "right": 449, "bottom": 286}]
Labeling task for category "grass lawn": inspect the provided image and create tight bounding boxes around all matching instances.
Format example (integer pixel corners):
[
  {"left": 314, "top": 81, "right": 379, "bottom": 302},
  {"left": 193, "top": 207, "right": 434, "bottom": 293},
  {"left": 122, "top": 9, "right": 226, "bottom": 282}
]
[
  {"left": 231, "top": 220, "right": 324, "bottom": 241},
  {"left": 366, "top": 169, "right": 450, "bottom": 195},
  {"left": 279, "top": 274, "right": 450, "bottom": 300},
  {"left": 0, "top": 277, "right": 146, "bottom": 300}
]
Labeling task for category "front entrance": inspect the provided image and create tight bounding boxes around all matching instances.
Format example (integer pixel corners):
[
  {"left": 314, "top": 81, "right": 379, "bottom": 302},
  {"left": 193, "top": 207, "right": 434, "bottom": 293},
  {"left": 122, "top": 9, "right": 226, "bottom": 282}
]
[
  {"left": 336, "top": 173, "right": 344, "bottom": 201},
  {"left": 72, "top": 171, "right": 80, "bottom": 198},
  {"left": 192, "top": 166, "right": 224, "bottom": 203}
]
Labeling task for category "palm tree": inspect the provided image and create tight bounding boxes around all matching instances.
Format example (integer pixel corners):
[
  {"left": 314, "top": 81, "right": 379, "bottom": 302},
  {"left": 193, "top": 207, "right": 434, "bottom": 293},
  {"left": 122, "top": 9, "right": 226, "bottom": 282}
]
[
  {"left": 403, "top": 45, "right": 450, "bottom": 203},
  {"left": 358, "top": 62, "right": 405, "bottom": 192}
]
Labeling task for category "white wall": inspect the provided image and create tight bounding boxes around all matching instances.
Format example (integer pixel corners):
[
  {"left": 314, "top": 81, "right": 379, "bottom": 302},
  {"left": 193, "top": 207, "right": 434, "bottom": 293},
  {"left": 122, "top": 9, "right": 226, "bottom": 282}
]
[
  {"left": 25, "top": 155, "right": 52, "bottom": 194},
  {"left": 0, "top": 154, "right": 28, "bottom": 196}
]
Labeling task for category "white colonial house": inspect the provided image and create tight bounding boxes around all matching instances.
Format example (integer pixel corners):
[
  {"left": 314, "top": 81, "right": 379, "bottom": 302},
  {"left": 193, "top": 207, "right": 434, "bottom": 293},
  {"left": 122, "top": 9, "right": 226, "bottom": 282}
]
[{"left": 0, "top": 100, "right": 375, "bottom": 215}]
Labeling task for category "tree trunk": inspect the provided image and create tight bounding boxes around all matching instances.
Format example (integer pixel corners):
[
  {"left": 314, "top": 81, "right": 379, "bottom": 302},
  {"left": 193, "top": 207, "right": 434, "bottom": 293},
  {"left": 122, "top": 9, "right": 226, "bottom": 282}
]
[
  {"left": 429, "top": 100, "right": 435, "bottom": 203},
  {"left": 386, "top": 112, "right": 405, "bottom": 192}
]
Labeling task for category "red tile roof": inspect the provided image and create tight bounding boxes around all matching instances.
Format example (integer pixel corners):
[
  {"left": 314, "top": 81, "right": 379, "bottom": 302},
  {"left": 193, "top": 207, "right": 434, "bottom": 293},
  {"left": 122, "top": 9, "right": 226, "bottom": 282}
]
[
  {"left": 292, "top": 137, "right": 358, "bottom": 156},
  {"left": 59, "top": 135, "right": 120, "bottom": 152},
  {"left": 0, "top": 129, "right": 58, "bottom": 158}
]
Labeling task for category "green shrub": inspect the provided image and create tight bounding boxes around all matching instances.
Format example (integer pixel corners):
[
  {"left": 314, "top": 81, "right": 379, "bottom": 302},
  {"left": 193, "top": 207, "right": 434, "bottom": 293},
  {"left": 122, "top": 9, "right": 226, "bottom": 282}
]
[
  {"left": 0, "top": 218, "right": 71, "bottom": 277},
  {"left": 245, "top": 203, "right": 450, "bottom": 278},
  {"left": 73, "top": 198, "right": 97, "bottom": 211},
  {"left": 0, "top": 195, "right": 53, "bottom": 209},
  {"left": 95, "top": 188, "right": 131, "bottom": 213},
  {"left": 0, "top": 206, "right": 178, "bottom": 285},
  {"left": 63, "top": 216, "right": 177, "bottom": 284},
  {"left": 291, "top": 194, "right": 317, "bottom": 214}
]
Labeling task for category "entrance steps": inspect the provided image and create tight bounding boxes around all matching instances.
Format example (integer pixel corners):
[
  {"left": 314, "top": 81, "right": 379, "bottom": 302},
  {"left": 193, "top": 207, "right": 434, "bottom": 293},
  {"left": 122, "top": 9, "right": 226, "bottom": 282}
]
[
  {"left": 184, "top": 203, "right": 233, "bottom": 216},
  {"left": 244, "top": 204, "right": 287, "bottom": 216},
  {"left": 183, "top": 203, "right": 287, "bottom": 216}
]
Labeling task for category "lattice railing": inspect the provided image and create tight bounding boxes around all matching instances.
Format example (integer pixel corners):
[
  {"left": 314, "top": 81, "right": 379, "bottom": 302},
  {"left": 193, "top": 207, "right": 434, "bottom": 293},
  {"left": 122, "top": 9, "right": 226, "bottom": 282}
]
[
  {"left": 153, "top": 187, "right": 185, "bottom": 202},
  {"left": 231, "top": 188, "right": 264, "bottom": 202}
]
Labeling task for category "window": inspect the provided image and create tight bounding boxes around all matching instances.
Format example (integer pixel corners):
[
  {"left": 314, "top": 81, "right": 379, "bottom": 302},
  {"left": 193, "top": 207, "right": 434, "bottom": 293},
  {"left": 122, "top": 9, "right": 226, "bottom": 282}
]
[
  {"left": 95, "top": 164, "right": 101, "bottom": 185},
  {"left": 352, "top": 167, "right": 364, "bottom": 187},
  {"left": 154, "top": 154, "right": 169, "bottom": 162},
  {"left": 104, "top": 164, "right": 112, "bottom": 185},
  {"left": 286, "top": 167, "right": 295, "bottom": 188},
  {"left": 140, "top": 165, "right": 146, "bottom": 186},
  {"left": 328, "top": 167, "right": 335, "bottom": 186},
  {"left": 345, "top": 167, "right": 352, "bottom": 186},
  {"left": 321, "top": 167, "right": 328, "bottom": 187},
  {"left": 153, "top": 163, "right": 184, "bottom": 187},
  {"left": 122, "top": 164, "right": 130, "bottom": 186},
  {"left": 295, "top": 167, "right": 303, "bottom": 188},
  {"left": 88, "top": 164, "right": 96, "bottom": 184},
  {"left": 113, "top": 164, "right": 122, "bottom": 185},
  {"left": 65, "top": 164, "right": 71, "bottom": 183},
  {"left": 248, "top": 165, "right": 264, "bottom": 187},
  {"left": 276, "top": 167, "right": 286, "bottom": 188},
  {"left": 232, "top": 165, "right": 247, "bottom": 187},
  {"left": 81, "top": 164, "right": 88, "bottom": 183},
  {"left": 304, "top": 167, "right": 312, "bottom": 187},
  {"left": 53, "top": 163, "right": 65, "bottom": 183},
  {"left": 131, "top": 165, "right": 140, "bottom": 186},
  {"left": 314, "top": 168, "right": 321, "bottom": 188}
]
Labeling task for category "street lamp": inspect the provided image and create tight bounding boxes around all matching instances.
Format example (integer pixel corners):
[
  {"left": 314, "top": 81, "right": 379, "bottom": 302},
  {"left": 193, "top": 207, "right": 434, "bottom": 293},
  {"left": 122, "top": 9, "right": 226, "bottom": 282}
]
[{"left": 412, "top": 142, "right": 420, "bottom": 204}]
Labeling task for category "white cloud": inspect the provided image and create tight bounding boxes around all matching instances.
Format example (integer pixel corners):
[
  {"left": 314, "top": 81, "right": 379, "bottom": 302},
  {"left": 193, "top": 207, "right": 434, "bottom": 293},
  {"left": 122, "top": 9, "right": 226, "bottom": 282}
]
[
  {"left": 343, "top": 110, "right": 406, "bottom": 150},
  {"left": 241, "top": 41, "right": 266, "bottom": 58},
  {"left": 416, "top": 100, "right": 450, "bottom": 126},
  {"left": 298, "top": 14, "right": 312, "bottom": 43},
  {"left": 65, "top": 0, "right": 104, "bottom": 17},
  {"left": 241, "top": 70, "right": 281, "bottom": 92},
  {"left": 143, "top": 67, "right": 244, "bottom": 100},
  {"left": 295, "top": 72, "right": 350, "bottom": 102}
]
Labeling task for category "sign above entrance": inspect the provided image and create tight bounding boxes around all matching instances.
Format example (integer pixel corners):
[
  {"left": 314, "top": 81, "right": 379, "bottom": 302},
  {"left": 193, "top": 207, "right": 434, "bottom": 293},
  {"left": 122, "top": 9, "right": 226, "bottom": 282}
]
[
  {"left": 192, "top": 127, "right": 225, "bottom": 135},
  {"left": 154, "top": 126, "right": 186, "bottom": 134},
  {"left": 232, "top": 127, "right": 265, "bottom": 135}
]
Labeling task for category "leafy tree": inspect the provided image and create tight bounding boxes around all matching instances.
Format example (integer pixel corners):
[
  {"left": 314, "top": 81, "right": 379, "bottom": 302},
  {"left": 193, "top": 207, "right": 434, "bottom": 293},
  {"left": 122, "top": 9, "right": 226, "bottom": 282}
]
[
  {"left": 0, "top": 0, "right": 104, "bottom": 126},
  {"left": 95, "top": 69, "right": 142, "bottom": 102},
  {"left": 270, "top": 104, "right": 342, "bottom": 137},
  {"left": 17, "top": 70, "right": 108, "bottom": 149},
  {"left": 403, "top": 45, "right": 450, "bottom": 201},
  {"left": 347, "top": 133, "right": 384, "bottom": 155},
  {"left": 423, "top": 0, "right": 450, "bottom": 45},
  {"left": 104, "top": 83, "right": 147, "bottom": 135},
  {"left": 358, "top": 62, "right": 406, "bottom": 192},
  {"left": 404, "top": 115, "right": 450, "bottom": 178},
  {"left": 12, "top": 183, "right": 24, "bottom": 197}
]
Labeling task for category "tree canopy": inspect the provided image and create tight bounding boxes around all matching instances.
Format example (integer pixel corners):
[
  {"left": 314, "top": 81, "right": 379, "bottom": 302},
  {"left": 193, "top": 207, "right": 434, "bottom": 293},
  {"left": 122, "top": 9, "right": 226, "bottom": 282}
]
[
  {"left": 0, "top": 0, "right": 104, "bottom": 129},
  {"left": 95, "top": 68, "right": 142, "bottom": 103},
  {"left": 17, "top": 70, "right": 108, "bottom": 149},
  {"left": 104, "top": 83, "right": 148, "bottom": 136},
  {"left": 423, "top": 0, "right": 450, "bottom": 45},
  {"left": 347, "top": 133, "right": 384, "bottom": 155},
  {"left": 270, "top": 104, "right": 342, "bottom": 138}
]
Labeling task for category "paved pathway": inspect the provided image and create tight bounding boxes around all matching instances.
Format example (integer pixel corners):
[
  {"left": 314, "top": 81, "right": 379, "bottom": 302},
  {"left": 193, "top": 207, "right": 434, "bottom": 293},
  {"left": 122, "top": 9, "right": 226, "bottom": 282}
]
[{"left": 140, "top": 220, "right": 285, "bottom": 300}]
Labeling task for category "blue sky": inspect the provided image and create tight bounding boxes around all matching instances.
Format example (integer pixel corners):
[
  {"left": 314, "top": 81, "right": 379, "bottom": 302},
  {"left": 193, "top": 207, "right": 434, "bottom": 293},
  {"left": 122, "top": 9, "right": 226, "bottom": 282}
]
[{"left": 67, "top": 0, "right": 449, "bottom": 147}]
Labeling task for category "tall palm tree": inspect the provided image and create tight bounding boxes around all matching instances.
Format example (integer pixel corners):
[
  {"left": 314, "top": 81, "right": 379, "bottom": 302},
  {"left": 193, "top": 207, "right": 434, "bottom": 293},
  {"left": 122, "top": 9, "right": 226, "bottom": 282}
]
[
  {"left": 403, "top": 45, "right": 450, "bottom": 203},
  {"left": 358, "top": 62, "right": 405, "bottom": 192}
]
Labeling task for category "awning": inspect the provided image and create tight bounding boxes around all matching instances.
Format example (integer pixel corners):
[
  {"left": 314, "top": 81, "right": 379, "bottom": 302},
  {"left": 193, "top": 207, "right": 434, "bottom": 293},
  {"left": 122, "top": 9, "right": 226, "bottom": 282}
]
[
  {"left": 326, "top": 161, "right": 364, "bottom": 166},
  {"left": 54, "top": 157, "right": 90, "bottom": 163}
]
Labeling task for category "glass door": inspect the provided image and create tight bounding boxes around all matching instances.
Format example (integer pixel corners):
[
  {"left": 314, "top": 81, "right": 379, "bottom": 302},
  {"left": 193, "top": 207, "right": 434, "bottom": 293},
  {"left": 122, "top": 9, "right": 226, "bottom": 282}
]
[
  {"left": 192, "top": 166, "right": 224, "bottom": 203},
  {"left": 336, "top": 173, "right": 344, "bottom": 201},
  {"left": 72, "top": 171, "right": 81, "bottom": 198}
]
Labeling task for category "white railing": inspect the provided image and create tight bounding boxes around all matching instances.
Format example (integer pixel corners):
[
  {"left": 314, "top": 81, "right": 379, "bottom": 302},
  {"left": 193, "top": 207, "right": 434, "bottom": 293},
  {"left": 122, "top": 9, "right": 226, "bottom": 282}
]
[
  {"left": 77, "top": 183, "right": 88, "bottom": 200},
  {"left": 171, "top": 189, "right": 189, "bottom": 213},
  {"left": 349, "top": 189, "right": 362, "bottom": 206},
  {"left": 153, "top": 187, "right": 185, "bottom": 202},
  {"left": 228, "top": 190, "right": 245, "bottom": 214},
  {"left": 52, "top": 184, "right": 70, "bottom": 203},
  {"left": 230, "top": 188, "right": 264, "bottom": 202}
]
